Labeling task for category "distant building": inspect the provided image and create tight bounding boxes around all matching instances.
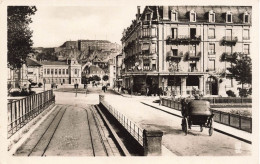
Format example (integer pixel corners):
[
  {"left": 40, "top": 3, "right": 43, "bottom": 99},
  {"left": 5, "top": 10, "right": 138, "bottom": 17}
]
[
  {"left": 115, "top": 54, "right": 123, "bottom": 87},
  {"left": 26, "top": 58, "right": 42, "bottom": 84},
  {"left": 7, "top": 58, "right": 42, "bottom": 89},
  {"left": 41, "top": 58, "right": 82, "bottom": 84},
  {"left": 108, "top": 57, "right": 116, "bottom": 88},
  {"left": 83, "top": 65, "right": 106, "bottom": 84},
  {"left": 78, "top": 40, "right": 121, "bottom": 52},
  {"left": 60, "top": 41, "right": 78, "bottom": 49}
]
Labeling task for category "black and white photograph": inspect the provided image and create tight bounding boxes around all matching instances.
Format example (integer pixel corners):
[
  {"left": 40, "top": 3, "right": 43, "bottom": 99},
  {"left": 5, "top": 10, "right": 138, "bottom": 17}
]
[{"left": 1, "top": 0, "right": 259, "bottom": 164}]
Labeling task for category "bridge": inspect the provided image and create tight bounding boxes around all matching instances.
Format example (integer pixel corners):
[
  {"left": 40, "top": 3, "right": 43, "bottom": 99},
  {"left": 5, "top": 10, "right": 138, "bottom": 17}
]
[{"left": 7, "top": 85, "right": 252, "bottom": 156}]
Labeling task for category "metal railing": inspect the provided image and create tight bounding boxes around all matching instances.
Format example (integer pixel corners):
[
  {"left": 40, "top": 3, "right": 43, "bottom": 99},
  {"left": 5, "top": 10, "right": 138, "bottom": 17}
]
[
  {"left": 161, "top": 98, "right": 252, "bottom": 133},
  {"left": 222, "top": 36, "right": 238, "bottom": 43},
  {"left": 211, "top": 109, "right": 252, "bottom": 133},
  {"left": 7, "top": 90, "right": 55, "bottom": 138},
  {"left": 201, "top": 97, "right": 252, "bottom": 104},
  {"left": 100, "top": 100, "right": 144, "bottom": 146}
]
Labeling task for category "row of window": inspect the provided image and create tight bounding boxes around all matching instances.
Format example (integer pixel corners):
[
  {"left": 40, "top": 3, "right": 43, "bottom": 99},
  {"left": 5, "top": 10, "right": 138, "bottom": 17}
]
[
  {"left": 92, "top": 70, "right": 104, "bottom": 74},
  {"left": 45, "top": 78, "right": 67, "bottom": 83},
  {"left": 147, "top": 10, "right": 250, "bottom": 24},
  {"left": 168, "top": 44, "right": 250, "bottom": 56},
  {"left": 44, "top": 78, "right": 81, "bottom": 84},
  {"left": 44, "top": 68, "right": 68, "bottom": 75},
  {"left": 171, "top": 28, "right": 250, "bottom": 40},
  {"left": 44, "top": 68, "right": 80, "bottom": 75}
]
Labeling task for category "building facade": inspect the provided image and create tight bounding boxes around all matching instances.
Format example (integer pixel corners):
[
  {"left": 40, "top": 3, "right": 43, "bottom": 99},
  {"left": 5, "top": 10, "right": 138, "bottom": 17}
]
[
  {"left": 115, "top": 54, "right": 123, "bottom": 87},
  {"left": 41, "top": 58, "right": 82, "bottom": 84},
  {"left": 121, "top": 6, "right": 251, "bottom": 96},
  {"left": 26, "top": 58, "right": 42, "bottom": 84},
  {"left": 78, "top": 40, "right": 121, "bottom": 52}
]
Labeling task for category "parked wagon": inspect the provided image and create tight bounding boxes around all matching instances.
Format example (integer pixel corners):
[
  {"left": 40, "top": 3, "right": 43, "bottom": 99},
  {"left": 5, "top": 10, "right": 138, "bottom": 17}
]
[{"left": 181, "top": 98, "right": 214, "bottom": 136}]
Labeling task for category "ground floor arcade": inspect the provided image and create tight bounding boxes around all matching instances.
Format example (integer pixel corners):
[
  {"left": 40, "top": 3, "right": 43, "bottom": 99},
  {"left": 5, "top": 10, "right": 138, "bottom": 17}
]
[{"left": 122, "top": 72, "right": 221, "bottom": 97}]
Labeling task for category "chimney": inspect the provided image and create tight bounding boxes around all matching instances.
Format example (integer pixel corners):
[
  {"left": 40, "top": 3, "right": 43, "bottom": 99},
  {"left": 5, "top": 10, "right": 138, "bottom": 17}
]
[
  {"left": 163, "top": 6, "right": 169, "bottom": 20},
  {"left": 136, "top": 6, "right": 141, "bottom": 20}
]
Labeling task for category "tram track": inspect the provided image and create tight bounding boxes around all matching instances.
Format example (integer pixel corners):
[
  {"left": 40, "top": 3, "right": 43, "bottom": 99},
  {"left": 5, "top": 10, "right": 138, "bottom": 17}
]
[
  {"left": 15, "top": 103, "right": 124, "bottom": 156},
  {"left": 85, "top": 106, "right": 109, "bottom": 156},
  {"left": 28, "top": 105, "right": 67, "bottom": 156}
]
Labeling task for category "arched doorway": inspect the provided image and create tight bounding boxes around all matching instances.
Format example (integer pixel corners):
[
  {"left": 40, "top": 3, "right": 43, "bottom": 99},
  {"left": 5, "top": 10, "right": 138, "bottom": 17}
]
[{"left": 206, "top": 76, "right": 218, "bottom": 95}]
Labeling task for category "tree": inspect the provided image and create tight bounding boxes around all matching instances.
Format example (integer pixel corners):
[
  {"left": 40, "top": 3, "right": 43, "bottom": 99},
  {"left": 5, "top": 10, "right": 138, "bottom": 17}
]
[
  {"left": 102, "top": 75, "right": 109, "bottom": 81},
  {"left": 227, "top": 53, "right": 252, "bottom": 89},
  {"left": 8, "top": 6, "right": 37, "bottom": 69}
]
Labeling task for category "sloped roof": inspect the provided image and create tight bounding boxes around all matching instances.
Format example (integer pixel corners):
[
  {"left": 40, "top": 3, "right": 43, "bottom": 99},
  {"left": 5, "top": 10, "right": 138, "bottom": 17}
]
[
  {"left": 41, "top": 61, "right": 68, "bottom": 66},
  {"left": 142, "top": 6, "right": 252, "bottom": 24},
  {"left": 88, "top": 65, "right": 104, "bottom": 73},
  {"left": 26, "top": 58, "right": 42, "bottom": 67}
]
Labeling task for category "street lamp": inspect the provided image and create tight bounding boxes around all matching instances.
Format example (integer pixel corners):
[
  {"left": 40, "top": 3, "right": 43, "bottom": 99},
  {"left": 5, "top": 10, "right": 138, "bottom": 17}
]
[
  {"left": 162, "top": 77, "right": 165, "bottom": 96},
  {"left": 43, "top": 78, "right": 46, "bottom": 92}
]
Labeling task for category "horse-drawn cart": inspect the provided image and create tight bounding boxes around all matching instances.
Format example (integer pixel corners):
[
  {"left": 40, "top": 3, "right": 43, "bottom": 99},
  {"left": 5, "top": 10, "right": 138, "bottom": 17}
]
[{"left": 181, "top": 99, "right": 214, "bottom": 136}]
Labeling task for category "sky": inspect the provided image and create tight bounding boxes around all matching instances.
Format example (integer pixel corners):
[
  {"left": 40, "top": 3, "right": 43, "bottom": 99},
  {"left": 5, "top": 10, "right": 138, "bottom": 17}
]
[{"left": 30, "top": 5, "right": 142, "bottom": 47}]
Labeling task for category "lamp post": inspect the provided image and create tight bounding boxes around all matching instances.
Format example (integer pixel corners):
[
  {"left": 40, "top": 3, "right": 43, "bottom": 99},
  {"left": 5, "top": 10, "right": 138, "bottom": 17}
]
[
  {"left": 43, "top": 78, "right": 46, "bottom": 92},
  {"left": 75, "top": 82, "right": 78, "bottom": 97},
  {"left": 162, "top": 77, "right": 165, "bottom": 96}
]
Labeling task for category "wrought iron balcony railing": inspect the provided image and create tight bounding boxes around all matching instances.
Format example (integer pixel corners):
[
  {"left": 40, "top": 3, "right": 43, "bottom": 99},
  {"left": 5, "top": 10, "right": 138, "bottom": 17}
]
[
  {"left": 221, "top": 36, "right": 238, "bottom": 46},
  {"left": 166, "top": 35, "right": 201, "bottom": 45}
]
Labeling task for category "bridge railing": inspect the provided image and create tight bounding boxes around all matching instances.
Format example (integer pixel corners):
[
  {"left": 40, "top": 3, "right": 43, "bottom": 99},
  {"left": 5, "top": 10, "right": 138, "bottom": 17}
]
[
  {"left": 7, "top": 90, "right": 55, "bottom": 138},
  {"left": 161, "top": 97, "right": 252, "bottom": 133},
  {"left": 100, "top": 99, "right": 144, "bottom": 146}
]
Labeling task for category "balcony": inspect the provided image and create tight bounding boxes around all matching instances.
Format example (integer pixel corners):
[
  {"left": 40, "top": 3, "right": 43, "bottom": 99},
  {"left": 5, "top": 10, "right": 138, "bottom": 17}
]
[
  {"left": 166, "top": 52, "right": 183, "bottom": 63},
  {"left": 220, "top": 52, "right": 237, "bottom": 62},
  {"left": 166, "top": 35, "right": 201, "bottom": 45},
  {"left": 184, "top": 52, "right": 201, "bottom": 61},
  {"left": 141, "top": 34, "right": 157, "bottom": 38},
  {"left": 221, "top": 36, "right": 238, "bottom": 46}
]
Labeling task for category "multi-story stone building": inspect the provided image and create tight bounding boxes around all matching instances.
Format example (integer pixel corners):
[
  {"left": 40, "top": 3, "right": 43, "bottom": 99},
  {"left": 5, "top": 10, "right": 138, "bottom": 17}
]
[
  {"left": 121, "top": 6, "right": 251, "bottom": 96},
  {"left": 41, "top": 58, "right": 82, "bottom": 84},
  {"left": 78, "top": 40, "right": 121, "bottom": 52},
  {"left": 115, "top": 54, "right": 123, "bottom": 87}
]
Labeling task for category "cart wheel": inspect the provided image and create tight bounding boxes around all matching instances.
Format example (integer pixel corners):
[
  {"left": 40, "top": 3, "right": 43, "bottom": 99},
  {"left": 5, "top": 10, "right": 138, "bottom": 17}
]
[
  {"left": 209, "top": 118, "right": 214, "bottom": 136},
  {"left": 200, "top": 125, "right": 203, "bottom": 132}
]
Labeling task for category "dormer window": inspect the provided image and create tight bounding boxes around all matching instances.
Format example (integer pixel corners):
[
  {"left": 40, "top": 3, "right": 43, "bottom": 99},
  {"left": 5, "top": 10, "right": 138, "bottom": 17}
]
[
  {"left": 226, "top": 11, "right": 232, "bottom": 23},
  {"left": 190, "top": 10, "right": 196, "bottom": 22},
  {"left": 208, "top": 10, "right": 215, "bottom": 23},
  {"left": 243, "top": 12, "right": 250, "bottom": 23},
  {"left": 146, "top": 12, "right": 153, "bottom": 21},
  {"left": 171, "top": 10, "right": 178, "bottom": 22}
]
